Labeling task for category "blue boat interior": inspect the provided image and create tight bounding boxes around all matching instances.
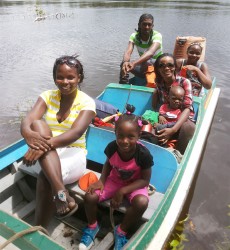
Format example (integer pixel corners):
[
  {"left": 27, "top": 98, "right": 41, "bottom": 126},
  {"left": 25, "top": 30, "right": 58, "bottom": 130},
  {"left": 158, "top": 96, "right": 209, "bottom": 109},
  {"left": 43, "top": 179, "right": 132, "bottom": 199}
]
[
  {"left": 97, "top": 83, "right": 155, "bottom": 116},
  {"left": 97, "top": 83, "right": 200, "bottom": 121}
]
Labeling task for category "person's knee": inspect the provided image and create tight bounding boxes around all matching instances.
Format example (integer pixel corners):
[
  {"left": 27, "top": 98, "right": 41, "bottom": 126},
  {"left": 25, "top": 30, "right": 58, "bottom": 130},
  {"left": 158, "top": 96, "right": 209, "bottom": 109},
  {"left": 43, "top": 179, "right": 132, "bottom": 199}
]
[
  {"left": 131, "top": 195, "right": 148, "bottom": 212},
  {"left": 84, "top": 193, "right": 99, "bottom": 204},
  {"left": 180, "top": 120, "right": 195, "bottom": 138},
  {"left": 176, "top": 120, "right": 196, "bottom": 154},
  {"left": 31, "top": 120, "right": 52, "bottom": 136}
]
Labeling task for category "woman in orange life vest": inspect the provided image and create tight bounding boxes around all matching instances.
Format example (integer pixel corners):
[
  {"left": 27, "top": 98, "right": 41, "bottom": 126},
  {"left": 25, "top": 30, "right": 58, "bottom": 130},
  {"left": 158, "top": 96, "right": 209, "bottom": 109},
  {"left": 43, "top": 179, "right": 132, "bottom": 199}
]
[{"left": 176, "top": 42, "right": 212, "bottom": 96}]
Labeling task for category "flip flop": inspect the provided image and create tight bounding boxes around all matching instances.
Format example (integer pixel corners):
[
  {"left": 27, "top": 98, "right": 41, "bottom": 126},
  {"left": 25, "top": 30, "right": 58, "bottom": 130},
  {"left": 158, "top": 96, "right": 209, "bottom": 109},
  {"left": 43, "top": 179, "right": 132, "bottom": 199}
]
[
  {"left": 54, "top": 190, "right": 78, "bottom": 220},
  {"left": 56, "top": 203, "right": 78, "bottom": 220}
]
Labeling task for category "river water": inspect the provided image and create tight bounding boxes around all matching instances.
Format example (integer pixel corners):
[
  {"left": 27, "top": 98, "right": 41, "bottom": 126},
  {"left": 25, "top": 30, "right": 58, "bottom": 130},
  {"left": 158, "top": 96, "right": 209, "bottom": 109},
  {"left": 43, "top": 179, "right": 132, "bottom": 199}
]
[{"left": 0, "top": 0, "right": 230, "bottom": 249}]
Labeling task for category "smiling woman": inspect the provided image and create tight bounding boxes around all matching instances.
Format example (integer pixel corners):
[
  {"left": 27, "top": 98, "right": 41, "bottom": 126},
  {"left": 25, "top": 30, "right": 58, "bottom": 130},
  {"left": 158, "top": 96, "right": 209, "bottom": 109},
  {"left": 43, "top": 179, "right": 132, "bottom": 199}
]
[
  {"left": 20, "top": 55, "right": 96, "bottom": 229},
  {"left": 153, "top": 53, "right": 195, "bottom": 154}
]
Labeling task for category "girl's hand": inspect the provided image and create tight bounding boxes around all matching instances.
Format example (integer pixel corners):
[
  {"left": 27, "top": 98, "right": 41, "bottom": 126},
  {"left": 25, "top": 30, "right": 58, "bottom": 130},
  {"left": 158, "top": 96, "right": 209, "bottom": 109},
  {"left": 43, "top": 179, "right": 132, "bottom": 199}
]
[
  {"left": 111, "top": 189, "right": 124, "bottom": 209},
  {"left": 184, "top": 65, "right": 197, "bottom": 72},
  {"left": 87, "top": 180, "right": 104, "bottom": 195},
  {"left": 25, "top": 131, "right": 52, "bottom": 151},
  {"left": 23, "top": 148, "right": 45, "bottom": 166},
  {"left": 156, "top": 127, "right": 174, "bottom": 145}
]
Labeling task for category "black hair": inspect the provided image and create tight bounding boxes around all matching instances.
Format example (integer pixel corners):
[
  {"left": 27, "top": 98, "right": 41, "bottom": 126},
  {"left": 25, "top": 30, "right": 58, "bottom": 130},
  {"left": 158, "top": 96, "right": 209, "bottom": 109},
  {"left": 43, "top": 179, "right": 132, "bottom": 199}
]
[
  {"left": 115, "top": 104, "right": 142, "bottom": 133},
  {"left": 53, "top": 55, "right": 84, "bottom": 83},
  {"left": 154, "top": 53, "right": 177, "bottom": 83},
  {"left": 187, "top": 42, "right": 203, "bottom": 52},
  {"left": 135, "top": 13, "right": 154, "bottom": 46}
]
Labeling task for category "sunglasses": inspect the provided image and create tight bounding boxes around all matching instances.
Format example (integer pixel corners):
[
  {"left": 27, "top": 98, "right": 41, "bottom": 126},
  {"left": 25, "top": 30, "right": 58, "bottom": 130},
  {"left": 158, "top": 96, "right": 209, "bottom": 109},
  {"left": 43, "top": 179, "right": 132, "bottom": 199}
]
[
  {"left": 55, "top": 57, "right": 79, "bottom": 68},
  {"left": 159, "top": 63, "right": 175, "bottom": 69}
]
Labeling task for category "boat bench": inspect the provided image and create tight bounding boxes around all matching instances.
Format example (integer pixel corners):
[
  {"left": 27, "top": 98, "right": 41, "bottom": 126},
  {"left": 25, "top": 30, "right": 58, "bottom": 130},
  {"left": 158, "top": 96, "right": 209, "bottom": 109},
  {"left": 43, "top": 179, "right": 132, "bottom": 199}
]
[{"left": 18, "top": 163, "right": 164, "bottom": 221}]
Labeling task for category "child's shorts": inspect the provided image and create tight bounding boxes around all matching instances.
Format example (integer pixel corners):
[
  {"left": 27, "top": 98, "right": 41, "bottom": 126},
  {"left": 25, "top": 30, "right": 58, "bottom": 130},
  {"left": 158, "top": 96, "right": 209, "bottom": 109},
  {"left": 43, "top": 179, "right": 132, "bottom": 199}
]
[{"left": 94, "top": 176, "right": 149, "bottom": 203}]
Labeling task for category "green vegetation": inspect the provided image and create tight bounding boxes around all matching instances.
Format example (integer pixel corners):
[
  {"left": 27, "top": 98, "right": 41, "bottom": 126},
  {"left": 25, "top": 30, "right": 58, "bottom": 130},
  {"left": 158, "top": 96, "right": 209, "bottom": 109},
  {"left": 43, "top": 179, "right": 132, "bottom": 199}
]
[
  {"left": 35, "top": 2, "right": 46, "bottom": 18},
  {"left": 165, "top": 215, "right": 191, "bottom": 250}
]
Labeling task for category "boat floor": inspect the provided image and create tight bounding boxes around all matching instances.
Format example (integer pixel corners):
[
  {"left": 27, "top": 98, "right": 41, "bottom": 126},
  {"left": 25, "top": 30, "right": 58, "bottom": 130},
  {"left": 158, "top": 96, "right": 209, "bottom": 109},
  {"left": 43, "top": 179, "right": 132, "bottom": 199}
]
[
  {"left": 0, "top": 165, "right": 159, "bottom": 250},
  {"left": 23, "top": 202, "right": 130, "bottom": 250}
]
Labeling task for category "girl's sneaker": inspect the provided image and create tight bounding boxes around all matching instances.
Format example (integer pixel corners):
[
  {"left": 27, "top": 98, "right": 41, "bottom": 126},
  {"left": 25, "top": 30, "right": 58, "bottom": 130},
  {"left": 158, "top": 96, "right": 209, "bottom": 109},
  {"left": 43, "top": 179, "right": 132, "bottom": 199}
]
[
  {"left": 114, "top": 225, "right": 128, "bottom": 250},
  {"left": 79, "top": 225, "right": 100, "bottom": 250}
]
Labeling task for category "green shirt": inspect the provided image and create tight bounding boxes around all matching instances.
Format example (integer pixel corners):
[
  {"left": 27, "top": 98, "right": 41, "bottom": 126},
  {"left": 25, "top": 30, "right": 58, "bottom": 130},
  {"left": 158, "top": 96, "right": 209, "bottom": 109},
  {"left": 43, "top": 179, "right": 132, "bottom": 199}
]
[{"left": 129, "top": 30, "right": 163, "bottom": 60}]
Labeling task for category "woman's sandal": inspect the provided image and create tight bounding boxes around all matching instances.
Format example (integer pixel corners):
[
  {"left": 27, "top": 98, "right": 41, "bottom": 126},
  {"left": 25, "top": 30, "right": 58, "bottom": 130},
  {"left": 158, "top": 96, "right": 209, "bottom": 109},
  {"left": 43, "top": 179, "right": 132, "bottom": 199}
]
[{"left": 53, "top": 190, "right": 78, "bottom": 219}]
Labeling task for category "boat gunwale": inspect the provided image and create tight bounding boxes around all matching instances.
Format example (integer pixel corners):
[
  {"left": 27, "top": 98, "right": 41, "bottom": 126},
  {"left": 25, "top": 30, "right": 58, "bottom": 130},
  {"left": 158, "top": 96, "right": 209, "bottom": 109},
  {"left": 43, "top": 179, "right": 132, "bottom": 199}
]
[{"left": 0, "top": 210, "right": 65, "bottom": 250}]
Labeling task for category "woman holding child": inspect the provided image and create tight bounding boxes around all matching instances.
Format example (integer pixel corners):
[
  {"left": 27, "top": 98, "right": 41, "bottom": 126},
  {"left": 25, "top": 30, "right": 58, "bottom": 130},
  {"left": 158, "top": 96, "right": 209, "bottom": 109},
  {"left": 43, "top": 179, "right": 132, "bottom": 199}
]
[{"left": 153, "top": 53, "right": 195, "bottom": 154}]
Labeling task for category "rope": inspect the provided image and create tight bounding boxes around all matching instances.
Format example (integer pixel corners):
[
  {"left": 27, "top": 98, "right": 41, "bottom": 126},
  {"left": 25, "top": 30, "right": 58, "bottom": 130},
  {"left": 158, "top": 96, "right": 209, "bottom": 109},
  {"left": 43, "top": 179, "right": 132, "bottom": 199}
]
[
  {"left": 0, "top": 226, "right": 49, "bottom": 250},
  {"left": 110, "top": 207, "right": 115, "bottom": 229},
  {"left": 148, "top": 184, "right": 156, "bottom": 196},
  {"left": 122, "top": 83, "right": 133, "bottom": 113}
]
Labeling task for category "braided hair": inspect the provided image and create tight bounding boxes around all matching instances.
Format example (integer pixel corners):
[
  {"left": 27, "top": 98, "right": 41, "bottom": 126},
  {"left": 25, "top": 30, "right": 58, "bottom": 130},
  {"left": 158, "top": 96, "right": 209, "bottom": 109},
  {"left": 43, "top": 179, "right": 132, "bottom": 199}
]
[
  {"left": 115, "top": 104, "right": 142, "bottom": 133},
  {"left": 135, "top": 13, "right": 154, "bottom": 46}
]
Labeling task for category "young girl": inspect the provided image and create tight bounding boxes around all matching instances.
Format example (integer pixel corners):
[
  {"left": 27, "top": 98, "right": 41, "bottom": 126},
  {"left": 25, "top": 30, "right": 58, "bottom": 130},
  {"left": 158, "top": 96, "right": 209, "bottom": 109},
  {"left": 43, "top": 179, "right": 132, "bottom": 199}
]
[
  {"left": 20, "top": 55, "right": 96, "bottom": 228},
  {"left": 79, "top": 105, "right": 153, "bottom": 250},
  {"left": 176, "top": 42, "right": 212, "bottom": 96}
]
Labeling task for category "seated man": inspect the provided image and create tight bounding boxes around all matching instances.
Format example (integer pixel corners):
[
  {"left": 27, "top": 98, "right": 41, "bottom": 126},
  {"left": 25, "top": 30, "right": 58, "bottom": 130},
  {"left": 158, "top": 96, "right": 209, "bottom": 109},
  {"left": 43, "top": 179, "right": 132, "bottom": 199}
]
[{"left": 119, "top": 13, "right": 163, "bottom": 87}]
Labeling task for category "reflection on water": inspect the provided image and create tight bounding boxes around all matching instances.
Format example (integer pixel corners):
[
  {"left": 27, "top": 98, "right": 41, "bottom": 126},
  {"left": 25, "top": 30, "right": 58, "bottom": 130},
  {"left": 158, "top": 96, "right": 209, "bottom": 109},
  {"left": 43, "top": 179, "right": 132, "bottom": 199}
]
[{"left": 1, "top": 0, "right": 230, "bottom": 249}]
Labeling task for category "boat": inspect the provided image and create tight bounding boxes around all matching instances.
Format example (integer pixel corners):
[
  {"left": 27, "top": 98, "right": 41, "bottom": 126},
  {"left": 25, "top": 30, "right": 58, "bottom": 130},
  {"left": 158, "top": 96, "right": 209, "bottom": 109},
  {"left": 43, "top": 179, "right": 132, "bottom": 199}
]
[
  {"left": 0, "top": 210, "right": 65, "bottom": 250},
  {"left": 0, "top": 79, "right": 220, "bottom": 249}
]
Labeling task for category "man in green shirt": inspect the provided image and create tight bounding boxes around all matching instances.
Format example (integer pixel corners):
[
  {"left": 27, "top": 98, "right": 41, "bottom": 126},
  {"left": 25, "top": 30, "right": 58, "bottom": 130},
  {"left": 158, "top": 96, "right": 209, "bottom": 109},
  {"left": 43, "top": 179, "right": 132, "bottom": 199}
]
[{"left": 120, "top": 13, "right": 163, "bottom": 84}]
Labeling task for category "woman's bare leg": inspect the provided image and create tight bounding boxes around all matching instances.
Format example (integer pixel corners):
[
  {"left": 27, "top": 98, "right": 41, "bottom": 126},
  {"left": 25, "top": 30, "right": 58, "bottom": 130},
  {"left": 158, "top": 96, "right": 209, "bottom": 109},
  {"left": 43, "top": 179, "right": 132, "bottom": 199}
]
[
  {"left": 35, "top": 171, "right": 55, "bottom": 227},
  {"left": 176, "top": 120, "right": 196, "bottom": 154},
  {"left": 31, "top": 120, "right": 75, "bottom": 227}
]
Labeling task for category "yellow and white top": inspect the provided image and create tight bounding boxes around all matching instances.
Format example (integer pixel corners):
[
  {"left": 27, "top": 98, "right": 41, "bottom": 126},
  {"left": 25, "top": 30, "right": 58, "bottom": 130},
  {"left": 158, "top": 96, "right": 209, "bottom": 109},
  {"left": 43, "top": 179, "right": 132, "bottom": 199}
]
[{"left": 40, "top": 89, "right": 96, "bottom": 148}]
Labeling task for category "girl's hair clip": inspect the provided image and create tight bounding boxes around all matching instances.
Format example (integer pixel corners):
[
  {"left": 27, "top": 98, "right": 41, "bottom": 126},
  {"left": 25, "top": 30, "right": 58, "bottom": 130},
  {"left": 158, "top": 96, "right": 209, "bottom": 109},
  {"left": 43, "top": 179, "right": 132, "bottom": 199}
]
[
  {"left": 138, "top": 119, "right": 143, "bottom": 127},
  {"left": 114, "top": 115, "right": 120, "bottom": 122},
  {"left": 126, "top": 111, "right": 131, "bottom": 115}
]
